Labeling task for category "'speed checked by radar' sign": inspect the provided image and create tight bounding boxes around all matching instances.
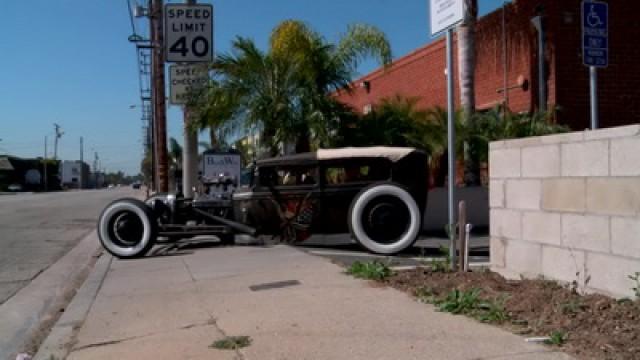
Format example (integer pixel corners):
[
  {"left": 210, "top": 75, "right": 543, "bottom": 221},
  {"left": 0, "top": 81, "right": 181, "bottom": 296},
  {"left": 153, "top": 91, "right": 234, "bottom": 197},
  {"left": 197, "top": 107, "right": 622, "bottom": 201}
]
[{"left": 165, "top": 4, "right": 213, "bottom": 63}]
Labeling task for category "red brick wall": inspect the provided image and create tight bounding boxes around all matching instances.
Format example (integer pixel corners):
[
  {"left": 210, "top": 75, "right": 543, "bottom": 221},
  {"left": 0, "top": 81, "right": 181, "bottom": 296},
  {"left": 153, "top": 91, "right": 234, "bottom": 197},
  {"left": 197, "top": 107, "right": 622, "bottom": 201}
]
[
  {"left": 335, "top": 0, "right": 640, "bottom": 130},
  {"left": 551, "top": 0, "right": 640, "bottom": 129}
]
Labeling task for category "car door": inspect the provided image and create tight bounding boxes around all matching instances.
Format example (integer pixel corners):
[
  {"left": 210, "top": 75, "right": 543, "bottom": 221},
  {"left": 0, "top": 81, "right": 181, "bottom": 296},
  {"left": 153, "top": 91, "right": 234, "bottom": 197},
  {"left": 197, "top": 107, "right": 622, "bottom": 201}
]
[{"left": 320, "top": 159, "right": 391, "bottom": 234}]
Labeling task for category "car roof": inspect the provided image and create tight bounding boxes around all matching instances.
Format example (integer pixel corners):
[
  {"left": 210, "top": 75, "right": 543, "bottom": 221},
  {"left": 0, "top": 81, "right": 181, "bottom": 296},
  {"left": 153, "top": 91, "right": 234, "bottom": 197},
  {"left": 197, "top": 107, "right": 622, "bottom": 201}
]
[{"left": 256, "top": 147, "right": 423, "bottom": 167}]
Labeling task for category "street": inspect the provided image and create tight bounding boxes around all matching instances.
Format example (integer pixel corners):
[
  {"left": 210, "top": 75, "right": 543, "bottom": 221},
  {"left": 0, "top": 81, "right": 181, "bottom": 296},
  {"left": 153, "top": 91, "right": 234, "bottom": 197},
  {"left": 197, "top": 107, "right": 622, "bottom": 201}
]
[{"left": 0, "top": 188, "right": 138, "bottom": 304}]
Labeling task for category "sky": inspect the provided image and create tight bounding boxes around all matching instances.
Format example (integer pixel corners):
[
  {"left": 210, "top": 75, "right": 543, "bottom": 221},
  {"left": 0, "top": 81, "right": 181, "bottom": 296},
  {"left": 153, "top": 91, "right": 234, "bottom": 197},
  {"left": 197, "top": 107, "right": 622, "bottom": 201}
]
[{"left": 0, "top": 0, "right": 509, "bottom": 175}]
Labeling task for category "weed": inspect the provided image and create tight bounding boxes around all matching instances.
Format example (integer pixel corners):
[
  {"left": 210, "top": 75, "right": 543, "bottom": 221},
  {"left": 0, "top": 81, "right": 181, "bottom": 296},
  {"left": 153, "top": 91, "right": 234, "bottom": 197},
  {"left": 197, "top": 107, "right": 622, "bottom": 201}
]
[
  {"left": 559, "top": 299, "right": 586, "bottom": 315},
  {"left": 434, "top": 289, "right": 509, "bottom": 323},
  {"left": 545, "top": 331, "right": 567, "bottom": 346},
  {"left": 415, "top": 286, "right": 437, "bottom": 304},
  {"left": 475, "top": 297, "right": 509, "bottom": 323},
  {"left": 436, "top": 289, "right": 481, "bottom": 314},
  {"left": 429, "top": 246, "right": 452, "bottom": 273},
  {"left": 346, "top": 260, "right": 393, "bottom": 280},
  {"left": 210, "top": 336, "right": 252, "bottom": 350},
  {"left": 628, "top": 272, "right": 640, "bottom": 298}
]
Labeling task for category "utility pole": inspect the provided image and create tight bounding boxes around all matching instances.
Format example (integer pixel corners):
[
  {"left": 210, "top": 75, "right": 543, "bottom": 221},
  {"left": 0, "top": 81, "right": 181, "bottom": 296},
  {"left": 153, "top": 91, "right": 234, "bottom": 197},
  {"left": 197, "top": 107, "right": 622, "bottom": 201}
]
[
  {"left": 53, "top": 123, "right": 64, "bottom": 160},
  {"left": 44, "top": 136, "right": 48, "bottom": 191},
  {"left": 79, "top": 136, "right": 84, "bottom": 189},
  {"left": 94, "top": 152, "right": 99, "bottom": 188},
  {"left": 151, "top": 0, "right": 169, "bottom": 192},
  {"left": 182, "top": 0, "right": 199, "bottom": 198}
]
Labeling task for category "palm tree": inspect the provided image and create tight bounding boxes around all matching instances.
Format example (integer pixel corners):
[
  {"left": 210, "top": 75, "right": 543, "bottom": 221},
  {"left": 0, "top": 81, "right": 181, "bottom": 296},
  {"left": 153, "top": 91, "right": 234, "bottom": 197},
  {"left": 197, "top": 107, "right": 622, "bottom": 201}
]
[
  {"left": 270, "top": 21, "right": 392, "bottom": 152},
  {"left": 168, "top": 137, "right": 183, "bottom": 171},
  {"left": 194, "top": 20, "right": 392, "bottom": 156},
  {"left": 188, "top": 79, "right": 241, "bottom": 151}
]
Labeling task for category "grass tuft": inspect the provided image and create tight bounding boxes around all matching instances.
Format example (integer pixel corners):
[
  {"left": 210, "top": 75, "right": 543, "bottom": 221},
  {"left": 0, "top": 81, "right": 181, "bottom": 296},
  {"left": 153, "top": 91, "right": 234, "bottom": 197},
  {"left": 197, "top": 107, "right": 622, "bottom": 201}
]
[
  {"left": 346, "top": 260, "right": 393, "bottom": 280},
  {"left": 210, "top": 336, "right": 252, "bottom": 350},
  {"left": 545, "top": 331, "right": 567, "bottom": 346}
]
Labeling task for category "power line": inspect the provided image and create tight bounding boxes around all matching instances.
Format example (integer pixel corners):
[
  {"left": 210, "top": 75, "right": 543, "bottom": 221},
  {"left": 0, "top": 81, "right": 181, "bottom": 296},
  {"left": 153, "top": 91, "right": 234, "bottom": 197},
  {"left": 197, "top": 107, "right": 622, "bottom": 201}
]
[{"left": 126, "top": 0, "right": 138, "bottom": 35}]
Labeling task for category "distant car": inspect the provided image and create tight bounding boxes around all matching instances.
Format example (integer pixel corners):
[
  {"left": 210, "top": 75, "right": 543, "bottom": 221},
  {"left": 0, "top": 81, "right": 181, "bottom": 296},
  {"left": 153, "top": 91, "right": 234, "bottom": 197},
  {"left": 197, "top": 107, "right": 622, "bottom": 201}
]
[
  {"left": 132, "top": 182, "right": 141, "bottom": 189},
  {"left": 7, "top": 184, "right": 23, "bottom": 192},
  {"left": 107, "top": 184, "right": 115, "bottom": 189},
  {"left": 96, "top": 147, "right": 429, "bottom": 258}
]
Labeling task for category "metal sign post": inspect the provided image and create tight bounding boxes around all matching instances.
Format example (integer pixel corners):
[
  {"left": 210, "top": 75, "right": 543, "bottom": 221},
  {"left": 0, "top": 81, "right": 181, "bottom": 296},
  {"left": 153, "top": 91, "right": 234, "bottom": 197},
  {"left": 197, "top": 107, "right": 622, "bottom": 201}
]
[
  {"left": 431, "top": 0, "right": 464, "bottom": 269},
  {"left": 582, "top": 0, "right": 608, "bottom": 130},
  {"left": 165, "top": 1, "right": 214, "bottom": 197}
]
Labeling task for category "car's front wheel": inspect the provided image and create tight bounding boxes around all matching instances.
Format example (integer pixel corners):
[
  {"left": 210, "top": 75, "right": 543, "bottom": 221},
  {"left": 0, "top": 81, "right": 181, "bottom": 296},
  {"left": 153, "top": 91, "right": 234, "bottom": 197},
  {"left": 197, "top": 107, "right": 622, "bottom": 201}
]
[
  {"left": 97, "top": 198, "right": 157, "bottom": 258},
  {"left": 348, "top": 183, "right": 421, "bottom": 255}
]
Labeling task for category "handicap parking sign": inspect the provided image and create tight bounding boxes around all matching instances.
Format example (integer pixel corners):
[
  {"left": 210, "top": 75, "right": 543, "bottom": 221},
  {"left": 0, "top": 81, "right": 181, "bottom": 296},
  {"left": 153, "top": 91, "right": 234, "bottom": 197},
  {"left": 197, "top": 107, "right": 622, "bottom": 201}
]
[{"left": 582, "top": 1, "right": 608, "bottom": 67}]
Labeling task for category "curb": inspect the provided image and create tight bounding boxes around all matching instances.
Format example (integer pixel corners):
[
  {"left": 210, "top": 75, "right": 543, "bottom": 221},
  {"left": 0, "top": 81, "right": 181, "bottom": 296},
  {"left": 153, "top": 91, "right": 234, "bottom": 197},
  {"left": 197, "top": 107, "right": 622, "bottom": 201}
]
[
  {"left": 33, "top": 253, "right": 112, "bottom": 360},
  {"left": 0, "top": 231, "right": 102, "bottom": 360}
]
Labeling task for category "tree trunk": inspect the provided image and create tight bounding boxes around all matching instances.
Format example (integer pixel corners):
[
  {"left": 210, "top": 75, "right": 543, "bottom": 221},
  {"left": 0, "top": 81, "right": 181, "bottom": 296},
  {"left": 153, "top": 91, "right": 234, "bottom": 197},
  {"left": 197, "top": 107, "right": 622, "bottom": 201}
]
[
  {"left": 209, "top": 127, "right": 218, "bottom": 150},
  {"left": 457, "top": 0, "right": 478, "bottom": 118},
  {"left": 458, "top": 0, "right": 479, "bottom": 185},
  {"left": 295, "top": 132, "right": 311, "bottom": 154}
]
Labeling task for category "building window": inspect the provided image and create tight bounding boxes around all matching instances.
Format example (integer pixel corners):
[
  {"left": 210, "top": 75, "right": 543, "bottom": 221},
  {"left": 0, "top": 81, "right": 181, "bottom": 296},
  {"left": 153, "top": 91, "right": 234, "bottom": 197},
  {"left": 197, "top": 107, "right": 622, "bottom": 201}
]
[{"left": 363, "top": 104, "right": 372, "bottom": 115}]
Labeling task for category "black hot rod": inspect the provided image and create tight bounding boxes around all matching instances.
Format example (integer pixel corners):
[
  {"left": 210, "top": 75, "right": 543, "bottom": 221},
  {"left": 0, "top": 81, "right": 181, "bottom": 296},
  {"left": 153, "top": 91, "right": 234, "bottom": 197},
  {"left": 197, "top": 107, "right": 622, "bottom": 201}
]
[{"left": 97, "top": 147, "right": 428, "bottom": 258}]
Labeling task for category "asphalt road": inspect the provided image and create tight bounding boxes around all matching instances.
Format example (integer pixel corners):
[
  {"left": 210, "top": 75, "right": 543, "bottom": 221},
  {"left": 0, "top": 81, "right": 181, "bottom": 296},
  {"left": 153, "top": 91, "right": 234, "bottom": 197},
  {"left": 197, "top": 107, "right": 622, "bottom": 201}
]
[{"left": 0, "top": 188, "right": 139, "bottom": 304}]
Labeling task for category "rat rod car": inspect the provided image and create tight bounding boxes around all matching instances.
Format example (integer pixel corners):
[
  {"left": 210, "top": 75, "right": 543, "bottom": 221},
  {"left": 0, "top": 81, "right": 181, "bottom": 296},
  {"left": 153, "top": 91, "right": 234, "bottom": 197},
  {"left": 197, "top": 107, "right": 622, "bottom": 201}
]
[{"left": 97, "top": 147, "right": 428, "bottom": 258}]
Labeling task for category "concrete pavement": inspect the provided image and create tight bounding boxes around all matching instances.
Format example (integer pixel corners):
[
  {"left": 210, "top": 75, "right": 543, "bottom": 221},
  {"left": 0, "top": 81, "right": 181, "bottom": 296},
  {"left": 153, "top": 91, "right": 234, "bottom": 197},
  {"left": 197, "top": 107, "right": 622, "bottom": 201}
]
[
  {"left": 37, "top": 240, "right": 572, "bottom": 360},
  {"left": 0, "top": 188, "right": 142, "bottom": 359},
  {"left": 0, "top": 188, "right": 140, "bottom": 304}
]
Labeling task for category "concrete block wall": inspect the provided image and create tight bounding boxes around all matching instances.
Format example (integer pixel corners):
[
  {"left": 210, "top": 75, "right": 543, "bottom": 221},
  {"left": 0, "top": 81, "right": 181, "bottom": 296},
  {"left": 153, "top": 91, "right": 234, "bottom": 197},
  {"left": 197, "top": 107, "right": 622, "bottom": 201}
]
[{"left": 490, "top": 125, "right": 640, "bottom": 298}]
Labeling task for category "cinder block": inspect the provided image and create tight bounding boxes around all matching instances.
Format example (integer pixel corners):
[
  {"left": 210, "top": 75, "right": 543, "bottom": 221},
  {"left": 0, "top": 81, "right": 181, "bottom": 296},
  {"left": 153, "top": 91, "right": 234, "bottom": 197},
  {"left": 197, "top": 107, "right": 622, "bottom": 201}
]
[
  {"left": 540, "top": 131, "right": 585, "bottom": 145},
  {"left": 542, "top": 178, "right": 586, "bottom": 212},
  {"left": 505, "top": 240, "right": 542, "bottom": 276},
  {"left": 522, "top": 145, "right": 560, "bottom": 178},
  {"left": 489, "top": 148, "right": 520, "bottom": 179},
  {"left": 542, "top": 246, "right": 585, "bottom": 285},
  {"left": 584, "top": 125, "right": 640, "bottom": 141},
  {"left": 561, "top": 140, "right": 609, "bottom": 177},
  {"left": 523, "top": 212, "right": 561, "bottom": 245},
  {"left": 489, "top": 180, "right": 504, "bottom": 208},
  {"left": 611, "top": 137, "right": 640, "bottom": 176},
  {"left": 490, "top": 236, "right": 506, "bottom": 268},
  {"left": 587, "top": 178, "right": 640, "bottom": 216},
  {"left": 504, "top": 136, "right": 541, "bottom": 148},
  {"left": 490, "top": 209, "right": 521, "bottom": 240},
  {"left": 506, "top": 180, "right": 541, "bottom": 210},
  {"left": 611, "top": 217, "right": 640, "bottom": 259},
  {"left": 561, "top": 214, "right": 610, "bottom": 253},
  {"left": 586, "top": 252, "right": 640, "bottom": 298},
  {"left": 489, "top": 141, "right": 505, "bottom": 150}
]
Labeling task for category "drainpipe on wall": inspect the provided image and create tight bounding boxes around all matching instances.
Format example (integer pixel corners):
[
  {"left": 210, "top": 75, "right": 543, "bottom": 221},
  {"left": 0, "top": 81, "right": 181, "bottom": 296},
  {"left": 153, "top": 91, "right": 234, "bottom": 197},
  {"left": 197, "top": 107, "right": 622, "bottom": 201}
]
[{"left": 531, "top": 15, "right": 547, "bottom": 113}]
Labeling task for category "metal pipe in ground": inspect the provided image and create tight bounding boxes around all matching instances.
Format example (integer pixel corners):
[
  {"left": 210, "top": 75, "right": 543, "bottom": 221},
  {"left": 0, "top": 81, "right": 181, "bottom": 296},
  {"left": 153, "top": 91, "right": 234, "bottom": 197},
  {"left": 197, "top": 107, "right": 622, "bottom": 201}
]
[
  {"left": 457, "top": 201, "right": 466, "bottom": 272},
  {"left": 464, "top": 223, "right": 473, "bottom": 272}
]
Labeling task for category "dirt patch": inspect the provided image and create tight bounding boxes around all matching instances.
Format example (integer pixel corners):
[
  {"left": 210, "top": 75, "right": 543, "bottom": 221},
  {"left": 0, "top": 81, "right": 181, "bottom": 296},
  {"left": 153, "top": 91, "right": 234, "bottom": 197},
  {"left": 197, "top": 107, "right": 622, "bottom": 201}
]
[{"left": 384, "top": 268, "right": 640, "bottom": 360}]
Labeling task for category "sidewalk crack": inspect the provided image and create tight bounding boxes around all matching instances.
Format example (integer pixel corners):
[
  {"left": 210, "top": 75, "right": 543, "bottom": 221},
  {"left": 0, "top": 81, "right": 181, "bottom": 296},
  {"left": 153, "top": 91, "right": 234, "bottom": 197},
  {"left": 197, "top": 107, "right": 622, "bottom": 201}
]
[{"left": 182, "top": 258, "right": 197, "bottom": 282}]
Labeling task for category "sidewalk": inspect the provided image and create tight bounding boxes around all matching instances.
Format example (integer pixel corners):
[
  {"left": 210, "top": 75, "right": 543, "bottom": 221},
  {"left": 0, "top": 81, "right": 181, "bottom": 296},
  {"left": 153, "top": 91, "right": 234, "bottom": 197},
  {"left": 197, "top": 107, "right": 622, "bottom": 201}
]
[{"left": 37, "top": 239, "right": 572, "bottom": 360}]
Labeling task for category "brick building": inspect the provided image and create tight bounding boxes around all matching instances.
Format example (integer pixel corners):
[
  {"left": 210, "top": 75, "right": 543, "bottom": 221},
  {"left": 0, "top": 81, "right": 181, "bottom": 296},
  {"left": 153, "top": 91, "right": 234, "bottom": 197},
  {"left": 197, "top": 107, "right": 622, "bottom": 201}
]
[{"left": 335, "top": 0, "right": 640, "bottom": 130}]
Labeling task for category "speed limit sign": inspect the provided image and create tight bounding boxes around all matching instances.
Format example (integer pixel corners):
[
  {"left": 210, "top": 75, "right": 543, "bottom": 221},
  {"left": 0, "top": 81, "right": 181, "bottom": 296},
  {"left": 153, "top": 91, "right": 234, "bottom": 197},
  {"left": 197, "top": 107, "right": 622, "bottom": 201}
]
[{"left": 164, "top": 3, "right": 213, "bottom": 63}]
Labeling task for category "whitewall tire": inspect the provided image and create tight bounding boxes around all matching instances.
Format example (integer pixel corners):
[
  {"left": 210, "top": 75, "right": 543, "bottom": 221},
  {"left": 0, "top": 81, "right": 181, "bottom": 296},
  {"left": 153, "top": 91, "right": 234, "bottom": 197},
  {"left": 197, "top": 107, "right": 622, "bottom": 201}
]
[
  {"left": 97, "top": 198, "right": 157, "bottom": 258},
  {"left": 348, "top": 183, "right": 421, "bottom": 255}
]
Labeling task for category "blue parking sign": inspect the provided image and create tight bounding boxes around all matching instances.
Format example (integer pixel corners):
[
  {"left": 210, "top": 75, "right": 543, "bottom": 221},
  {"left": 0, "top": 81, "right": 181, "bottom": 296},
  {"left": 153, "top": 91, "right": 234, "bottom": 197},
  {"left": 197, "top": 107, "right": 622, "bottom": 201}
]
[{"left": 582, "top": 1, "right": 608, "bottom": 67}]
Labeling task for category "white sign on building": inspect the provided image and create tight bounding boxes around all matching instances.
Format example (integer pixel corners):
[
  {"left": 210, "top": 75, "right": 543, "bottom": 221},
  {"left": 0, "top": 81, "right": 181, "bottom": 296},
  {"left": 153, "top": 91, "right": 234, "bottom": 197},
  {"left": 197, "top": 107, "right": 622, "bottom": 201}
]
[
  {"left": 202, "top": 152, "right": 242, "bottom": 184},
  {"left": 165, "top": 4, "right": 213, "bottom": 62},
  {"left": 169, "top": 64, "right": 209, "bottom": 105},
  {"left": 430, "top": 0, "right": 465, "bottom": 36}
]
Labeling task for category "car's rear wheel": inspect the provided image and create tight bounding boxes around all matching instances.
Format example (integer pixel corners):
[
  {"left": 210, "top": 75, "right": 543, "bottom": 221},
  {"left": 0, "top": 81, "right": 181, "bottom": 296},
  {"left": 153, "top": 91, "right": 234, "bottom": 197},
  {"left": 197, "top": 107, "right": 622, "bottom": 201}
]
[
  {"left": 348, "top": 183, "right": 421, "bottom": 255},
  {"left": 97, "top": 198, "right": 157, "bottom": 258}
]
